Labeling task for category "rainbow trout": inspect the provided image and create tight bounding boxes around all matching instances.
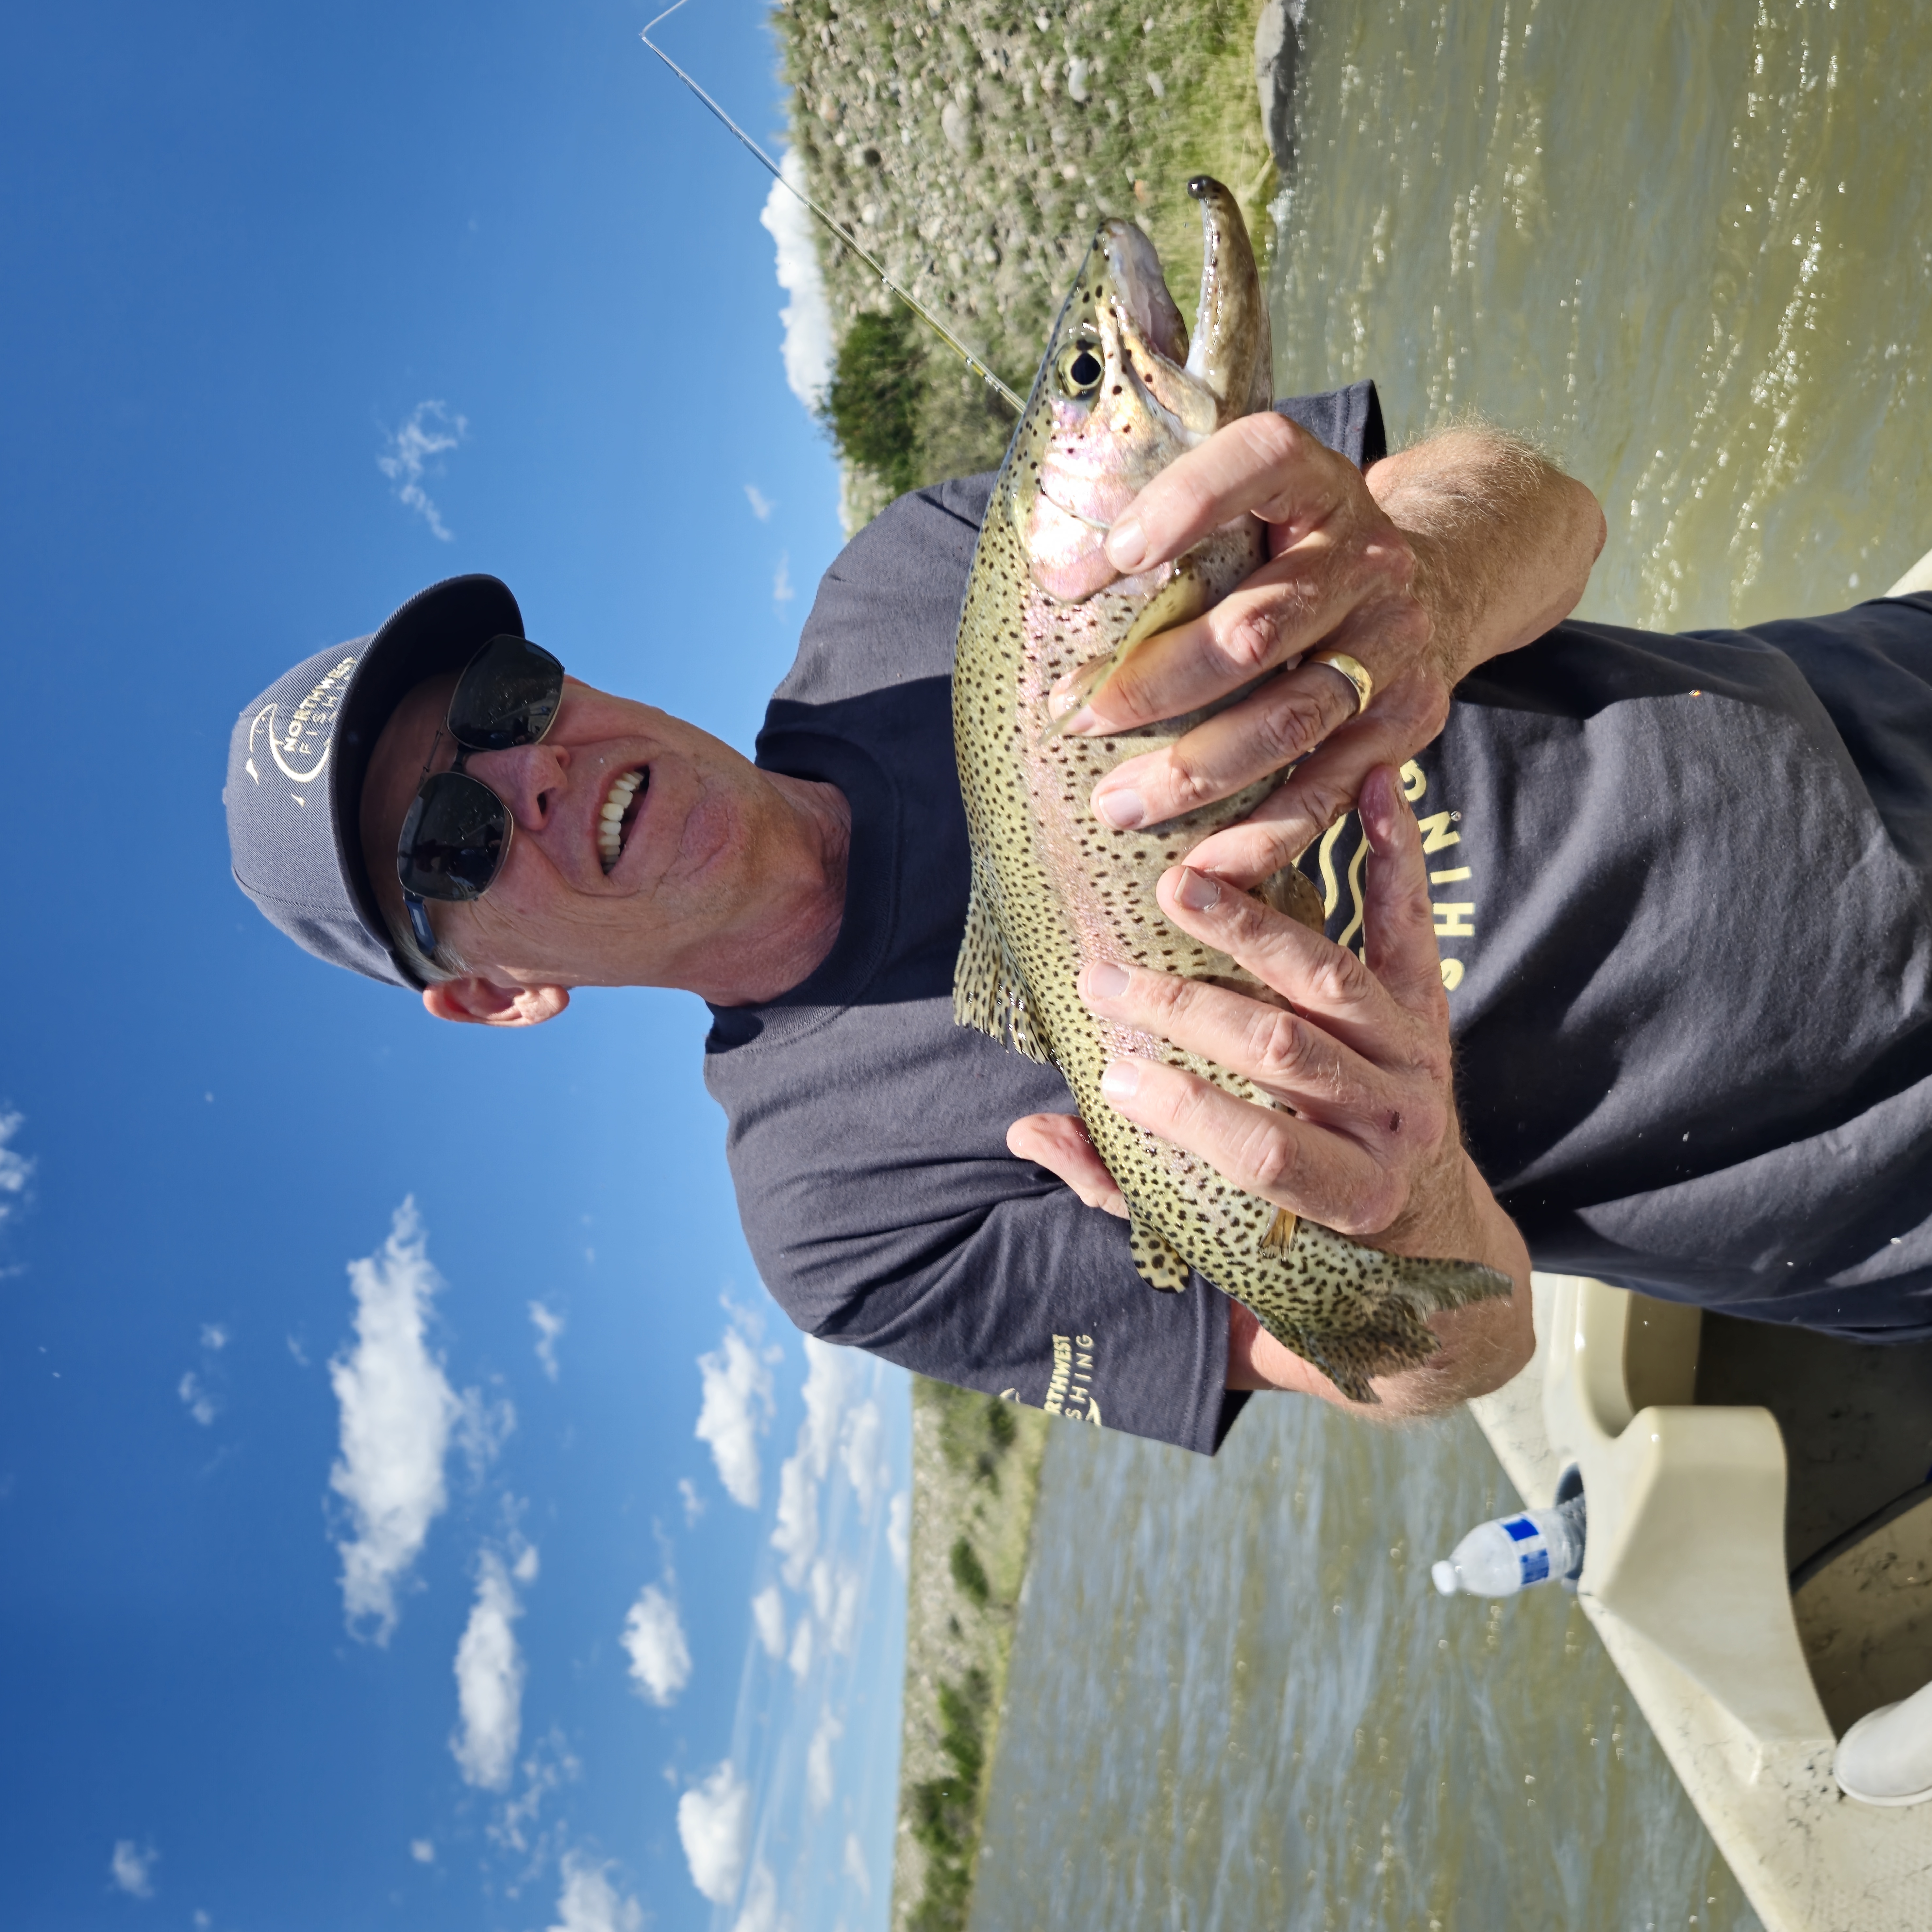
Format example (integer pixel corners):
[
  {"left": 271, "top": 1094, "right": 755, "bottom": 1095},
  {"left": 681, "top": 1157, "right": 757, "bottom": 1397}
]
[{"left": 951, "top": 178, "right": 1509, "bottom": 1402}]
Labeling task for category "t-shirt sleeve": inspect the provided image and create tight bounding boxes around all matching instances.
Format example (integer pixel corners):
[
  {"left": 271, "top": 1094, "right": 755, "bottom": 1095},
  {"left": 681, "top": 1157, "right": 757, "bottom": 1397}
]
[
  {"left": 1274, "top": 380, "right": 1387, "bottom": 468},
  {"left": 710, "top": 1006, "right": 1249, "bottom": 1457}
]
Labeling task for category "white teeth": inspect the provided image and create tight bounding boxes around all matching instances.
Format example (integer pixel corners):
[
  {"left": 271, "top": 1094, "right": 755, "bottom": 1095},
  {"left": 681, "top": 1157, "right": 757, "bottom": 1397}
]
[{"left": 597, "top": 769, "right": 644, "bottom": 873}]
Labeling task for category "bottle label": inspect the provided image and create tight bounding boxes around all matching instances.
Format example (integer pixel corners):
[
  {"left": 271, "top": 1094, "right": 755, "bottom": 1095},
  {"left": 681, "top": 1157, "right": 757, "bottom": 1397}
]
[{"left": 1503, "top": 1515, "right": 1550, "bottom": 1586}]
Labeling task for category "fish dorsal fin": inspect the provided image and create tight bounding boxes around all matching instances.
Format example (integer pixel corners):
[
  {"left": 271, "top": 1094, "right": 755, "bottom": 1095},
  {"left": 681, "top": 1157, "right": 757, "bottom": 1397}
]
[
  {"left": 1126, "top": 1203, "right": 1191, "bottom": 1292},
  {"left": 953, "top": 873, "right": 1052, "bottom": 1064}
]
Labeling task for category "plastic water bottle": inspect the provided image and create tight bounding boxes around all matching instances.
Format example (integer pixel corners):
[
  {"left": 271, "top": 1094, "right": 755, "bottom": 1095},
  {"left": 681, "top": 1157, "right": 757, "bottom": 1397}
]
[{"left": 1431, "top": 1495, "right": 1587, "bottom": 1597}]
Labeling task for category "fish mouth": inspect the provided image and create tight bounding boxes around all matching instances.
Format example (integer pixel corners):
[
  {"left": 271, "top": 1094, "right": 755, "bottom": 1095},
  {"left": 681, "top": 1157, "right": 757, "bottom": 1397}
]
[
  {"left": 1017, "top": 179, "right": 1271, "bottom": 604},
  {"left": 596, "top": 764, "right": 649, "bottom": 874}
]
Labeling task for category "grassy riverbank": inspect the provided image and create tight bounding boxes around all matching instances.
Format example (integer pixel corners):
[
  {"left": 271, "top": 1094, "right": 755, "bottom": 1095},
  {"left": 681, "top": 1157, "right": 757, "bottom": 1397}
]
[
  {"left": 774, "top": 0, "right": 1286, "bottom": 526},
  {"left": 890, "top": 1381, "right": 1051, "bottom": 1932}
]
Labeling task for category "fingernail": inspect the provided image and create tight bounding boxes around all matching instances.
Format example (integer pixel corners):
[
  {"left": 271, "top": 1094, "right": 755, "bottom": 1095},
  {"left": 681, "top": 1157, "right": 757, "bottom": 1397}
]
[
  {"left": 1047, "top": 677, "right": 1078, "bottom": 716},
  {"left": 1174, "top": 867, "right": 1222, "bottom": 911},
  {"left": 1101, "top": 1059, "right": 1141, "bottom": 1102},
  {"left": 1061, "top": 706, "right": 1097, "bottom": 735},
  {"left": 1081, "top": 961, "right": 1130, "bottom": 1002},
  {"left": 1095, "top": 787, "right": 1145, "bottom": 829},
  {"left": 1105, "top": 516, "right": 1146, "bottom": 570}
]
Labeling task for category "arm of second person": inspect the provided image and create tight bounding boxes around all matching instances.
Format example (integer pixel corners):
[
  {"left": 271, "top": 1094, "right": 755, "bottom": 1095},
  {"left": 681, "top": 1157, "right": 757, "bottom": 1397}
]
[{"left": 1060, "top": 416, "right": 1606, "bottom": 887}]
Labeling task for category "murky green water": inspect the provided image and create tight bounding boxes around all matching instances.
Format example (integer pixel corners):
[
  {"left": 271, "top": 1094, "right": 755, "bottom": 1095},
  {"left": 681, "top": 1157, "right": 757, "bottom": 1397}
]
[{"left": 970, "top": 4, "right": 1929, "bottom": 1927}]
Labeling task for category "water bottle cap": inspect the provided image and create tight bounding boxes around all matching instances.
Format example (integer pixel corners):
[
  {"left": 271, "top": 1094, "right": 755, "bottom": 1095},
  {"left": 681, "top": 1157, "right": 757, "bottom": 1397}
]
[{"left": 1430, "top": 1560, "right": 1458, "bottom": 1596}]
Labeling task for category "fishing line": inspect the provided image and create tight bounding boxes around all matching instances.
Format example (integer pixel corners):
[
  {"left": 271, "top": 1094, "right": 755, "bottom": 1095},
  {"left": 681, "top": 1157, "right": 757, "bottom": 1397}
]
[{"left": 641, "top": 0, "right": 1025, "bottom": 414}]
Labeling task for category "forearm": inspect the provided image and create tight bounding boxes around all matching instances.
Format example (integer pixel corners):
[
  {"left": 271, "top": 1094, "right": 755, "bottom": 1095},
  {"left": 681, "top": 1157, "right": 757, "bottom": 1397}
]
[{"left": 1366, "top": 427, "right": 1607, "bottom": 686}]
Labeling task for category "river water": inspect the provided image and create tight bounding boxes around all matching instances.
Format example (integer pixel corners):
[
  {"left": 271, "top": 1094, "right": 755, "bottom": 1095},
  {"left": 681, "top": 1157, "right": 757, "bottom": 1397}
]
[{"left": 968, "top": 4, "right": 1929, "bottom": 1927}]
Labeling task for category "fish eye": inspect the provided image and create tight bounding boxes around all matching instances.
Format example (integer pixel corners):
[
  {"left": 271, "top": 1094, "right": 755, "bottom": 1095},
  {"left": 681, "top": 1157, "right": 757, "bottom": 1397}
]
[{"left": 1056, "top": 342, "right": 1105, "bottom": 396}]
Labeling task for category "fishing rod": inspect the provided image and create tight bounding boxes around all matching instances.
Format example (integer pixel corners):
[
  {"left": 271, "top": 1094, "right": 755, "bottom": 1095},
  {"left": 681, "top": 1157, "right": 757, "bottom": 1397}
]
[{"left": 640, "top": 0, "right": 1025, "bottom": 415}]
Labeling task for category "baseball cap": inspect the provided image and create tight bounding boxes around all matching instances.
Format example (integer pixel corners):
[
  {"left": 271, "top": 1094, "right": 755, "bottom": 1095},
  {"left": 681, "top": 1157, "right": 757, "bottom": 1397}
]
[{"left": 225, "top": 574, "right": 524, "bottom": 990}]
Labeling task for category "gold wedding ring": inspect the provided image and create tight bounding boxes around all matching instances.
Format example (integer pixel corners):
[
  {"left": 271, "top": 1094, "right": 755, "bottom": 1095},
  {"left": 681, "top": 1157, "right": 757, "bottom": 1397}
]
[{"left": 1307, "top": 649, "right": 1374, "bottom": 716}]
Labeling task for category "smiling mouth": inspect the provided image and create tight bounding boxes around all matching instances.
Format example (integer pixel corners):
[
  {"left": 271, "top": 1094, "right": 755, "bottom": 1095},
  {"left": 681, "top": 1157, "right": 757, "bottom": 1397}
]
[{"left": 597, "top": 767, "right": 649, "bottom": 874}]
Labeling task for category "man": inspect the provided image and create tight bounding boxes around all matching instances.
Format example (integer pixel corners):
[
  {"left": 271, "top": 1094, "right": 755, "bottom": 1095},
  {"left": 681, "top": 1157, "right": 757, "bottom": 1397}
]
[{"left": 225, "top": 385, "right": 1932, "bottom": 1456}]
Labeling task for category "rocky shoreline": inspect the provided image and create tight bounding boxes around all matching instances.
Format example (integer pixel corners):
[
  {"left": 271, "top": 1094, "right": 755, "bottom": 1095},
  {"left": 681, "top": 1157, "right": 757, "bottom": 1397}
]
[{"left": 774, "top": 0, "right": 1298, "bottom": 527}]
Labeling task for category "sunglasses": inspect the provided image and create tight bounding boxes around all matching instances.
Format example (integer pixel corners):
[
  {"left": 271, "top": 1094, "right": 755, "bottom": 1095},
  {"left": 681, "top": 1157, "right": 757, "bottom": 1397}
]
[{"left": 395, "top": 633, "right": 565, "bottom": 960}]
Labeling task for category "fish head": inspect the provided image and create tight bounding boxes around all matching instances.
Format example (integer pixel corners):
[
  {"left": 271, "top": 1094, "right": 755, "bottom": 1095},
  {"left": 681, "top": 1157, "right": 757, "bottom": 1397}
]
[{"left": 1005, "top": 177, "right": 1274, "bottom": 606}]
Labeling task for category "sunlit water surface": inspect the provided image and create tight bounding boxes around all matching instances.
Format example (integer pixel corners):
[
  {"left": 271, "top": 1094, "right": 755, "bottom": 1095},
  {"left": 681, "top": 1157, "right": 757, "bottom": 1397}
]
[{"left": 971, "top": 3, "right": 1929, "bottom": 1927}]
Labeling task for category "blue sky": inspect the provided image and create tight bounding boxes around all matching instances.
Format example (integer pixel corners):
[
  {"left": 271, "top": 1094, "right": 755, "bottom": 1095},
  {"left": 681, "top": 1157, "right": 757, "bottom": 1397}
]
[{"left": 0, "top": 4, "right": 908, "bottom": 1929}]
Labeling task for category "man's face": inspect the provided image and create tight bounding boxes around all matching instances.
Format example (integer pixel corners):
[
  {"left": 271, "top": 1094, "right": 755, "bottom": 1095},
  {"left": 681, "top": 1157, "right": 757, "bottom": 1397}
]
[{"left": 360, "top": 672, "right": 781, "bottom": 995}]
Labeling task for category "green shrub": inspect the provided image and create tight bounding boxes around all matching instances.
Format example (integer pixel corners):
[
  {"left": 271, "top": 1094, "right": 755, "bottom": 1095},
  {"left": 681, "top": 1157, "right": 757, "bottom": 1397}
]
[
  {"left": 949, "top": 1536, "right": 991, "bottom": 1607},
  {"left": 820, "top": 307, "right": 924, "bottom": 496}
]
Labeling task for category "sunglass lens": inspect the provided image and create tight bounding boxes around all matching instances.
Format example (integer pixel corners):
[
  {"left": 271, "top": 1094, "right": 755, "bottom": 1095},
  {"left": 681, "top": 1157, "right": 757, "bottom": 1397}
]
[
  {"left": 448, "top": 634, "right": 564, "bottom": 751},
  {"left": 398, "top": 772, "right": 508, "bottom": 900}
]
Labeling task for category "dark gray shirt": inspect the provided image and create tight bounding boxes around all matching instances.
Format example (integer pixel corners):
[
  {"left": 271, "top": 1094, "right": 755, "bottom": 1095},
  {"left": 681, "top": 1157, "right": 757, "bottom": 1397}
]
[{"left": 706, "top": 389, "right": 1932, "bottom": 1452}]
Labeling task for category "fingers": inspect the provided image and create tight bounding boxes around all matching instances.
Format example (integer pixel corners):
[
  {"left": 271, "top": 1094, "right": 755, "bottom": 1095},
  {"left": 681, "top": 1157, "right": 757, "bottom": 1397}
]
[
  {"left": 1006, "top": 1112, "right": 1128, "bottom": 1218},
  {"left": 1102, "top": 412, "right": 1343, "bottom": 575},
  {"left": 1078, "top": 955, "right": 1398, "bottom": 1138},
  {"left": 1052, "top": 552, "right": 1321, "bottom": 736},
  {"left": 1180, "top": 675, "right": 1451, "bottom": 887},
  {"left": 1088, "top": 654, "right": 1365, "bottom": 832},
  {"left": 1146, "top": 865, "right": 1396, "bottom": 1043},
  {"left": 1097, "top": 1053, "right": 1400, "bottom": 1233},
  {"left": 1354, "top": 765, "right": 1450, "bottom": 1015}
]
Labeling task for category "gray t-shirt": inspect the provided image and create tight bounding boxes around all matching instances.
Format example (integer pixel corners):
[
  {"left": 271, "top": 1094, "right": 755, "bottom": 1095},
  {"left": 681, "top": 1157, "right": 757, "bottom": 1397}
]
[{"left": 706, "top": 392, "right": 1932, "bottom": 1452}]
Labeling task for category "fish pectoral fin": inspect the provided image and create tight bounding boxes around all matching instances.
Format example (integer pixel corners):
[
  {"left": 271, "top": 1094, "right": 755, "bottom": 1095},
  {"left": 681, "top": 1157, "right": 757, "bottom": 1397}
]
[
  {"left": 953, "top": 874, "right": 1052, "bottom": 1064},
  {"left": 1259, "top": 863, "right": 1327, "bottom": 936},
  {"left": 1126, "top": 1204, "right": 1191, "bottom": 1292},
  {"left": 1257, "top": 1208, "right": 1298, "bottom": 1256},
  {"left": 1035, "top": 572, "right": 1210, "bottom": 744}
]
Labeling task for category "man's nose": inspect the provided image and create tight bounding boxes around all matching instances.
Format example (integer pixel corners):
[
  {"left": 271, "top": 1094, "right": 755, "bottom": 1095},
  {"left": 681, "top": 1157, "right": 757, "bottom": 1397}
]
[{"left": 467, "top": 740, "right": 572, "bottom": 830}]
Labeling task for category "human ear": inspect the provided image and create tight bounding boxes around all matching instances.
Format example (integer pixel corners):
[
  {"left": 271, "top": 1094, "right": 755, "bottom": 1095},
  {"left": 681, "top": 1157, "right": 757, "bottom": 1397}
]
[{"left": 421, "top": 978, "right": 572, "bottom": 1028}]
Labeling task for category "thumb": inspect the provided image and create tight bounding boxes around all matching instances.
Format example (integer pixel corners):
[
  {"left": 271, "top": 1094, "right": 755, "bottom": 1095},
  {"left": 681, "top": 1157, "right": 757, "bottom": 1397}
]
[{"left": 1358, "top": 765, "right": 1449, "bottom": 1017}]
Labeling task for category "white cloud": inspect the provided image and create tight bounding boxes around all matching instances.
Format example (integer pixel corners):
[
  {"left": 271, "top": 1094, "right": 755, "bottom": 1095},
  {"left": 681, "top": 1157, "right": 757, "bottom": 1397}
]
[
  {"left": 750, "top": 1584, "right": 786, "bottom": 1660},
  {"left": 178, "top": 1371, "right": 217, "bottom": 1428},
  {"left": 378, "top": 400, "right": 466, "bottom": 541},
  {"left": 799, "top": 1338, "right": 854, "bottom": 1481},
  {"left": 787, "top": 1615, "right": 814, "bottom": 1682},
  {"left": 771, "top": 1339, "right": 856, "bottom": 1587},
  {"left": 826, "top": 1563, "right": 861, "bottom": 1658},
  {"left": 110, "top": 1840, "right": 156, "bottom": 1898},
  {"left": 488, "top": 1726, "right": 580, "bottom": 1855},
  {"left": 806, "top": 1708, "right": 843, "bottom": 1812},
  {"left": 621, "top": 1583, "right": 692, "bottom": 1707},
  {"left": 771, "top": 1451, "right": 817, "bottom": 1588},
  {"left": 745, "top": 484, "right": 774, "bottom": 521},
  {"left": 842, "top": 1832, "right": 871, "bottom": 1900},
  {"left": 548, "top": 1852, "right": 644, "bottom": 1932},
  {"left": 328, "top": 1203, "right": 465, "bottom": 1643},
  {"left": 179, "top": 1321, "right": 232, "bottom": 1427},
  {"left": 679, "top": 1477, "right": 706, "bottom": 1525},
  {"left": 678, "top": 1760, "right": 750, "bottom": 1905},
  {"left": 696, "top": 1318, "right": 775, "bottom": 1509},
  {"left": 733, "top": 1858, "right": 780, "bottom": 1932},
  {"left": 887, "top": 1490, "right": 910, "bottom": 1574},
  {"left": 450, "top": 1549, "right": 526, "bottom": 1790},
  {"left": 528, "top": 1301, "right": 564, "bottom": 1383},
  {"left": 0, "top": 1111, "right": 32, "bottom": 1221},
  {"left": 840, "top": 1399, "right": 885, "bottom": 1518},
  {"left": 409, "top": 1839, "right": 435, "bottom": 1864},
  {"left": 759, "top": 150, "right": 834, "bottom": 409},
  {"left": 773, "top": 554, "right": 794, "bottom": 608}
]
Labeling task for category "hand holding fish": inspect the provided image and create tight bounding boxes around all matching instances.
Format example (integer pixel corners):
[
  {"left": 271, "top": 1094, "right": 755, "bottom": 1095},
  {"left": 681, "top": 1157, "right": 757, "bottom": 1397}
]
[
  {"left": 1008, "top": 765, "right": 1533, "bottom": 1413},
  {"left": 1058, "top": 419, "right": 1607, "bottom": 889}
]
